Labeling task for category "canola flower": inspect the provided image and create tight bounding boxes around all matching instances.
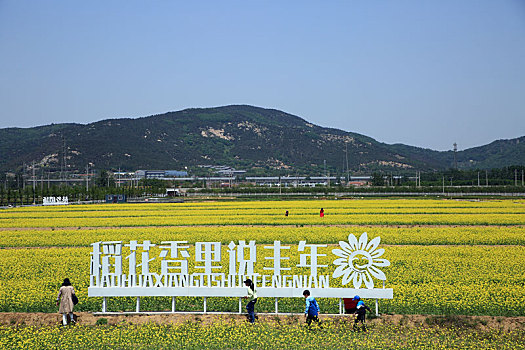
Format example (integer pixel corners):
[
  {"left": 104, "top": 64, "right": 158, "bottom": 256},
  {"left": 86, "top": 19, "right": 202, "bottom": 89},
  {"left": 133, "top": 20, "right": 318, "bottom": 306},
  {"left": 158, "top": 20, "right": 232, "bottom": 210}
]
[
  {"left": 0, "top": 321, "right": 524, "bottom": 350},
  {"left": 2, "top": 225, "right": 525, "bottom": 247},
  {"left": 0, "top": 199, "right": 524, "bottom": 317},
  {"left": 1, "top": 245, "right": 524, "bottom": 316},
  {"left": 2, "top": 199, "right": 525, "bottom": 227}
]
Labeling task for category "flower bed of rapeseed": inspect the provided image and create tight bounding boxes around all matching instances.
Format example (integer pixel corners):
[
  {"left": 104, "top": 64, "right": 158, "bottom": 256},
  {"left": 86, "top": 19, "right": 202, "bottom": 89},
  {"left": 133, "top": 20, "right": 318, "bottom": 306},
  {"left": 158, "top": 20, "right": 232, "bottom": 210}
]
[
  {"left": 2, "top": 226, "right": 525, "bottom": 247},
  {"left": 1, "top": 245, "right": 523, "bottom": 316},
  {"left": 1, "top": 321, "right": 524, "bottom": 350},
  {"left": 1, "top": 199, "right": 525, "bottom": 227},
  {"left": 1, "top": 199, "right": 524, "bottom": 317}
]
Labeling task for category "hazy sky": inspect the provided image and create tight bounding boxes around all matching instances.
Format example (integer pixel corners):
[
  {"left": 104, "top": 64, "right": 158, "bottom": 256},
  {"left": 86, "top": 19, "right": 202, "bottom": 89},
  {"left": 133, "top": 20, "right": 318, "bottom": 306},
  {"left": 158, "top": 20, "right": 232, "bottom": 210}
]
[{"left": 1, "top": 1, "right": 524, "bottom": 151}]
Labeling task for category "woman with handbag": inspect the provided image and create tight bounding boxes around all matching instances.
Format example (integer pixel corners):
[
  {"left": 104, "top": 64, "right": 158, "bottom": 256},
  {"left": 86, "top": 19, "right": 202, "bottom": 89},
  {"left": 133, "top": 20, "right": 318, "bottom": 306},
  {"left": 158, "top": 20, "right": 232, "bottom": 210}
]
[{"left": 56, "top": 278, "right": 76, "bottom": 326}]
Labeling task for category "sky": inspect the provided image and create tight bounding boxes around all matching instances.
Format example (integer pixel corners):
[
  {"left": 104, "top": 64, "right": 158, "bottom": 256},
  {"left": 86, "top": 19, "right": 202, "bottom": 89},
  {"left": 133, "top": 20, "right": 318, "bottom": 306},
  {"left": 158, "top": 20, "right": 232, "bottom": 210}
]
[{"left": 1, "top": 1, "right": 524, "bottom": 151}]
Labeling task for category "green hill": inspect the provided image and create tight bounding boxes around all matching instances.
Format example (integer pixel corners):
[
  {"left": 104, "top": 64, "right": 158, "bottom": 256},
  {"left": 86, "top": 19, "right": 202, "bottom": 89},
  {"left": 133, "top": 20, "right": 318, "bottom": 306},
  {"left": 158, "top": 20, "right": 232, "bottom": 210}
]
[{"left": 0, "top": 105, "right": 523, "bottom": 174}]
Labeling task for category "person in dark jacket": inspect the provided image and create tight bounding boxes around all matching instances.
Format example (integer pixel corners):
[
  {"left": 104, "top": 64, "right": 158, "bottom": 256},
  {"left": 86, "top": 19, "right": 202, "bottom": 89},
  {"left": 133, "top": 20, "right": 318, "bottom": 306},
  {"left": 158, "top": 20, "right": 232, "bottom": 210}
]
[{"left": 353, "top": 300, "right": 371, "bottom": 332}]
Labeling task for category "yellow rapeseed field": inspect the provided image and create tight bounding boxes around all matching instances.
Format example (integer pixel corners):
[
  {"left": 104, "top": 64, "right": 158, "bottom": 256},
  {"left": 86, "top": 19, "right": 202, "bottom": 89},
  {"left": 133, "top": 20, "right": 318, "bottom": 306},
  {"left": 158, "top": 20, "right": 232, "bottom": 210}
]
[
  {"left": 1, "top": 322, "right": 524, "bottom": 349},
  {"left": 1, "top": 199, "right": 525, "bottom": 227},
  {"left": 0, "top": 199, "right": 524, "bottom": 315}
]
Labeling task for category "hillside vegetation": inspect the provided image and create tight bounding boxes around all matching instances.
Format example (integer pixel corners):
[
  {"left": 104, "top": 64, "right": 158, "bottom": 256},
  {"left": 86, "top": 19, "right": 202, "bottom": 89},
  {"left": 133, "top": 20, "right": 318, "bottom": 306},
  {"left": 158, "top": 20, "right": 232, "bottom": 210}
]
[{"left": 1, "top": 105, "right": 523, "bottom": 173}]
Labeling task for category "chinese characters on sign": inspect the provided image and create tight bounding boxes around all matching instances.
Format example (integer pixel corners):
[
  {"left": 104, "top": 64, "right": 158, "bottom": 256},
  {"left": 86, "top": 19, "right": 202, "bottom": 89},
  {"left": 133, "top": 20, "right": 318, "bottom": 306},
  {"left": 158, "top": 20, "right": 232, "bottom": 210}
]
[
  {"left": 90, "top": 240, "right": 330, "bottom": 289},
  {"left": 89, "top": 233, "right": 390, "bottom": 291},
  {"left": 43, "top": 196, "right": 69, "bottom": 206}
]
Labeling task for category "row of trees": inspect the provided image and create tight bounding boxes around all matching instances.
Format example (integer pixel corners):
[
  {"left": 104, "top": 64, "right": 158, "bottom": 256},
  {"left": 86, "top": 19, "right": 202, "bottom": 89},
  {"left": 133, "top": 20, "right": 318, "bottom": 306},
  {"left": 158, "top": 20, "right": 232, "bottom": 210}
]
[
  {"left": 370, "top": 166, "right": 525, "bottom": 187},
  {"left": 1, "top": 166, "right": 524, "bottom": 206},
  {"left": 0, "top": 184, "right": 149, "bottom": 207}
]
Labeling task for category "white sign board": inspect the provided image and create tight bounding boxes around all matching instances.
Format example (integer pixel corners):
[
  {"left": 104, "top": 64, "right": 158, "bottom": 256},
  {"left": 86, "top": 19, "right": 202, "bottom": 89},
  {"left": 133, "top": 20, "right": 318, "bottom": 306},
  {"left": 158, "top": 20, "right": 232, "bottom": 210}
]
[
  {"left": 88, "top": 233, "right": 392, "bottom": 300},
  {"left": 43, "top": 196, "right": 69, "bottom": 206}
]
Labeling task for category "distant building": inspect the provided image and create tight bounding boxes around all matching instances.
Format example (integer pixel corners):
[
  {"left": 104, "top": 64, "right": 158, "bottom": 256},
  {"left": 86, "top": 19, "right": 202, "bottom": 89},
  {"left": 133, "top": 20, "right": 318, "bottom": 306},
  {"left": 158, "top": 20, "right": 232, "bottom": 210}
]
[
  {"left": 199, "top": 165, "right": 246, "bottom": 175},
  {"left": 135, "top": 170, "right": 188, "bottom": 179},
  {"left": 245, "top": 176, "right": 339, "bottom": 187},
  {"left": 216, "top": 169, "right": 246, "bottom": 175},
  {"left": 347, "top": 176, "right": 372, "bottom": 186},
  {"left": 166, "top": 188, "right": 182, "bottom": 196}
]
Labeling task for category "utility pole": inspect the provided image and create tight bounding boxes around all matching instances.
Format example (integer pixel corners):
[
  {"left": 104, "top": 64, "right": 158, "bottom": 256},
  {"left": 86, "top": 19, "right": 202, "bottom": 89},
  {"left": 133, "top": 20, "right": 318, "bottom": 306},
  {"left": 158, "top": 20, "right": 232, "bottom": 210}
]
[
  {"left": 477, "top": 171, "right": 480, "bottom": 187},
  {"left": 522, "top": 170, "right": 524, "bottom": 187},
  {"left": 63, "top": 135, "right": 67, "bottom": 182},
  {"left": 86, "top": 164, "right": 89, "bottom": 192},
  {"left": 60, "top": 134, "right": 66, "bottom": 181},
  {"left": 345, "top": 141, "right": 350, "bottom": 184},
  {"left": 442, "top": 176, "right": 445, "bottom": 194},
  {"left": 32, "top": 161, "right": 36, "bottom": 205},
  {"left": 485, "top": 170, "right": 488, "bottom": 187},
  {"left": 515, "top": 169, "right": 518, "bottom": 187},
  {"left": 324, "top": 159, "right": 327, "bottom": 185},
  {"left": 453, "top": 143, "right": 458, "bottom": 170}
]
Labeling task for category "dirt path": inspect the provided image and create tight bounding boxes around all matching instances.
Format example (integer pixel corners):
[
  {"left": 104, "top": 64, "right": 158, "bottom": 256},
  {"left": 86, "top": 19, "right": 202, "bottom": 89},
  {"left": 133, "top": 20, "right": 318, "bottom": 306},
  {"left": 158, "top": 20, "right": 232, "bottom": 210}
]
[
  {"left": 1, "top": 224, "right": 524, "bottom": 231},
  {"left": 1, "top": 312, "right": 524, "bottom": 331}
]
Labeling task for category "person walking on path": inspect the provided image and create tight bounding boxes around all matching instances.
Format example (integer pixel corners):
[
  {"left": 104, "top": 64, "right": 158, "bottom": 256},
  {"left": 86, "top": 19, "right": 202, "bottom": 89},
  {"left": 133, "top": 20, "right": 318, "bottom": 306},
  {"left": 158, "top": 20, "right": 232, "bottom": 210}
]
[
  {"left": 303, "top": 290, "right": 322, "bottom": 328},
  {"left": 353, "top": 300, "right": 371, "bottom": 332},
  {"left": 320, "top": 208, "right": 324, "bottom": 218},
  {"left": 57, "top": 278, "right": 76, "bottom": 326},
  {"left": 243, "top": 279, "right": 258, "bottom": 323}
]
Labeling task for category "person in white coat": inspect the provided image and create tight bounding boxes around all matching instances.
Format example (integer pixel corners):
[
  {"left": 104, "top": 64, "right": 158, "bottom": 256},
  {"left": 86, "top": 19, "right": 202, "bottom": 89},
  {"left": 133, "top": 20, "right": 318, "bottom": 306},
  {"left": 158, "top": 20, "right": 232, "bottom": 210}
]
[
  {"left": 243, "top": 279, "right": 257, "bottom": 323},
  {"left": 57, "top": 278, "right": 76, "bottom": 326}
]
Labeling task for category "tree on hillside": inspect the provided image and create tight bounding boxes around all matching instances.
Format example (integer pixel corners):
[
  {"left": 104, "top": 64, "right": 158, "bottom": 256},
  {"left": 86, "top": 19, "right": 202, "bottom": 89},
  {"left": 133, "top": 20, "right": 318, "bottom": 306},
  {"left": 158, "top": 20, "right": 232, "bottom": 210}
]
[
  {"left": 371, "top": 172, "right": 384, "bottom": 186},
  {"left": 96, "top": 170, "right": 115, "bottom": 187}
]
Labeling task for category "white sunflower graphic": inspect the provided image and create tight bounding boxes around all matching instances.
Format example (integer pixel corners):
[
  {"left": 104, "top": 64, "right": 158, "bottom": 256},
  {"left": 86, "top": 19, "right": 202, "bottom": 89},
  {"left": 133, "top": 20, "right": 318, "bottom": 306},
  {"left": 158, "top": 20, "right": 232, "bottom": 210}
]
[{"left": 332, "top": 232, "right": 390, "bottom": 289}]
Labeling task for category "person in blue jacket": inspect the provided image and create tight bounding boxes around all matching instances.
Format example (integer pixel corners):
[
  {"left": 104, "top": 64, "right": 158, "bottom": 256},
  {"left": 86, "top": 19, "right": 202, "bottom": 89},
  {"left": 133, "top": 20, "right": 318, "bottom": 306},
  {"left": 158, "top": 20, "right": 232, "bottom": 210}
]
[{"left": 303, "top": 290, "right": 322, "bottom": 328}]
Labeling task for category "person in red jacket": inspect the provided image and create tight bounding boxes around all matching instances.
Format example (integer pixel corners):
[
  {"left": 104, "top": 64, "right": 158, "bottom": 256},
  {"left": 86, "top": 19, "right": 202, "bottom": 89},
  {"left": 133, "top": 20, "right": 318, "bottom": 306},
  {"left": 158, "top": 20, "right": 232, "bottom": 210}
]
[{"left": 320, "top": 208, "right": 324, "bottom": 217}]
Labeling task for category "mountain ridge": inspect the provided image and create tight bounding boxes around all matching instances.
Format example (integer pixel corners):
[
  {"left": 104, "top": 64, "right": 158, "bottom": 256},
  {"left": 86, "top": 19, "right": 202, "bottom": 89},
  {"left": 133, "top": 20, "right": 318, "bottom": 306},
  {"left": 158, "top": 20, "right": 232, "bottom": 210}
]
[{"left": 0, "top": 105, "right": 523, "bottom": 174}]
